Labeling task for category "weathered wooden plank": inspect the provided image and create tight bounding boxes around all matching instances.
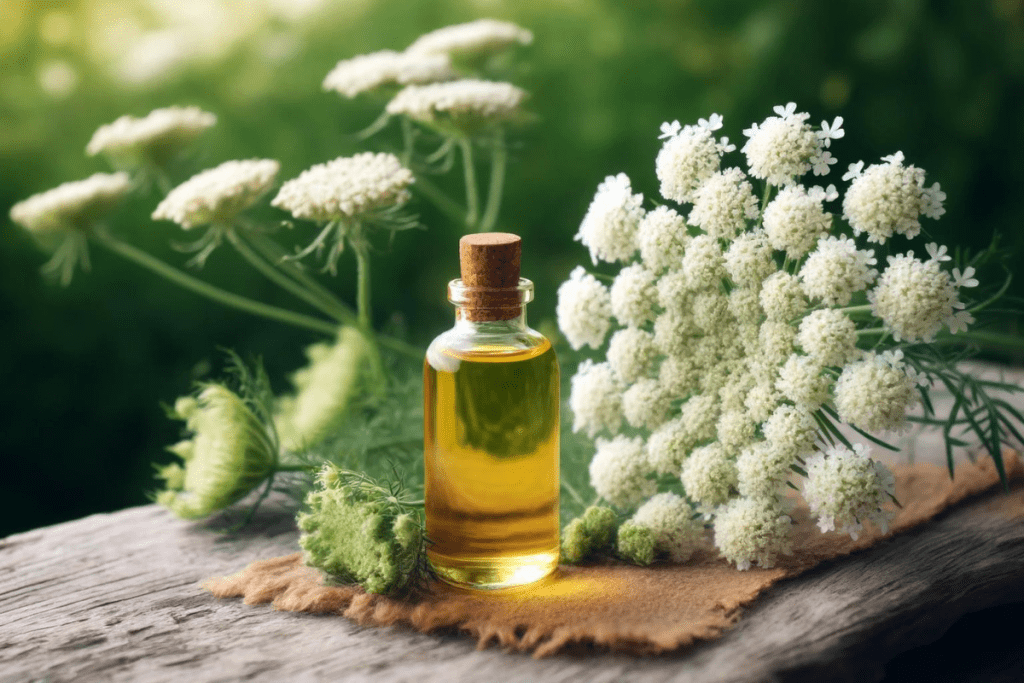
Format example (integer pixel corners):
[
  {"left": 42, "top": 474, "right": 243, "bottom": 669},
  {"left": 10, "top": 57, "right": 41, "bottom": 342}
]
[{"left": 0, "top": 484, "right": 1022, "bottom": 683}]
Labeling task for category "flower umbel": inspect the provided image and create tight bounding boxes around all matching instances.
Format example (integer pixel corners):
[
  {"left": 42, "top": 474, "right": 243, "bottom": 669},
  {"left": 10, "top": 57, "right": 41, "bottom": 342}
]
[{"left": 157, "top": 384, "right": 277, "bottom": 520}]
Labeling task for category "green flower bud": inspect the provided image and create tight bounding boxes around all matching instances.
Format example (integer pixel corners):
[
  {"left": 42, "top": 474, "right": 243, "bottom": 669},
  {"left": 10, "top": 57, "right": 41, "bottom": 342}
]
[
  {"left": 157, "top": 384, "right": 277, "bottom": 519},
  {"left": 298, "top": 464, "right": 424, "bottom": 595},
  {"left": 561, "top": 505, "right": 618, "bottom": 564},
  {"left": 617, "top": 521, "right": 656, "bottom": 566},
  {"left": 275, "top": 326, "right": 375, "bottom": 452}
]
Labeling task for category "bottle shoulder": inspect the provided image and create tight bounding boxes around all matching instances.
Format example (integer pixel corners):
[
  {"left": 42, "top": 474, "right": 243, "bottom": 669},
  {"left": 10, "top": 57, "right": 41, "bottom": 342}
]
[{"left": 426, "top": 326, "right": 554, "bottom": 370}]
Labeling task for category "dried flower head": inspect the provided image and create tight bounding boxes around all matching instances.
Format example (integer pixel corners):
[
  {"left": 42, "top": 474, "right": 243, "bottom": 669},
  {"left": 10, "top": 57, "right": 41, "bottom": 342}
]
[
  {"left": 713, "top": 496, "right": 793, "bottom": 570},
  {"left": 322, "top": 50, "right": 454, "bottom": 98},
  {"left": 625, "top": 492, "right": 704, "bottom": 563},
  {"left": 272, "top": 152, "right": 414, "bottom": 223},
  {"left": 406, "top": 19, "right": 533, "bottom": 57},
  {"left": 152, "top": 159, "right": 279, "bottom": 229},
  {"left": 86, "top": 106, "right": 216, "bottom": 166},
  {"left": 157, "top": 384, "right": 277, "bottom": 520}
]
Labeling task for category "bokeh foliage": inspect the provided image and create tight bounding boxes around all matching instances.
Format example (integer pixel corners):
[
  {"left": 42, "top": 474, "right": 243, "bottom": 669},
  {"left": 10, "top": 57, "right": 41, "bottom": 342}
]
[{"left": 2, "top": 0, "right": 1021, "bottom": 536}]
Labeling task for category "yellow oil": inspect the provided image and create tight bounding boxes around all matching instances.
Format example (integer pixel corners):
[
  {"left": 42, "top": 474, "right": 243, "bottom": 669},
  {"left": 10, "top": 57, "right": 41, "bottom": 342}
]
[{"left": 424, "top": 339, "right": 560, "bottom": 589}]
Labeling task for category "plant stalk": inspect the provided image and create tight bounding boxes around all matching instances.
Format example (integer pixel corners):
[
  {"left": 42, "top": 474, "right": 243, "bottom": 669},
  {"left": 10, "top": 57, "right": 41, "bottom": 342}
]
[
  {"left": 459, "top": 138, "right": 480, "bottom": 230},
  {"left": 96, "top": 236, "right": 337, "bottom": 336},
  {"left": 479, "top": 129, "right": 507, "bottom": 233}
]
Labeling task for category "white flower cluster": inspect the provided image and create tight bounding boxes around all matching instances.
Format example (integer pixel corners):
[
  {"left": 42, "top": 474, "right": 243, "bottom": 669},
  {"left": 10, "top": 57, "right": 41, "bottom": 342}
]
[
  {"left": 153, "top": 159, "right": 280, "bottom": 229},
  {"left": 386, "top": 79, "right": 526, "bottom": 124},
  {"left": 272, "top": 152, "right": 414, "bottom": 223},
  {"left": 323, "top": 19, "right": 531, "bottom": 101},
  {"left": 10, "top": 172, "right": 132, "bottom": 234},
  {"left": 86, "top": 106, "right": 216, "bottom": 164},
  {"left": 559, "top": 104, "right": 972, "bottom": 570},
  {"left": 322, "top": 50, "right": 454, "bottom": 98}
]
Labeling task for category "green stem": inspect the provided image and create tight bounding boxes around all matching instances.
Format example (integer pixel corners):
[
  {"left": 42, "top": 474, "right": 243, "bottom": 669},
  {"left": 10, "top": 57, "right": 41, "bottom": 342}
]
[
  {"left": 857, "top": 326, "right": 885, "bottom": 337},
  {"left": 459, "top": 138, "right": 479, "bottom": 230},
  {"left": 353, "top": 237, "right": 372, "bottom": 331},
  {"left": 96, "top": 236, "right": 337, "bottom": 336},
  {"left": 841, "top": 304, "right": 873, "bottom": 315},
  {"left": 930, "top": 330, "right": 1024, "bottom": 351},
  {"left": 245, "top": 232, "right": 357, "bottom": 324},
  {"left": 479, "top": 129, "right": 507, "bottom": 233},
  {"left": 226, "top": 230, "right": 344, "bottom": 321},
  {"left": 411, "top": 175, "right": 466, "bottom": 225}
]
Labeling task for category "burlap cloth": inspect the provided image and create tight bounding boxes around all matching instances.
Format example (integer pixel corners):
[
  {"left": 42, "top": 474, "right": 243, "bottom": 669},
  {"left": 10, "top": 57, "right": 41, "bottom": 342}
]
[{"left": 204, "top": 453, "right": 1024, "bottom": 658}]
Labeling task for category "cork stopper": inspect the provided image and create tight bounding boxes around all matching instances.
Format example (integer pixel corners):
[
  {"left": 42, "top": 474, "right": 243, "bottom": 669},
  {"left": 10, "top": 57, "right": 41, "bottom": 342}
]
[{"left": 457, "top": 233, "right": 522, "bottom": 321}]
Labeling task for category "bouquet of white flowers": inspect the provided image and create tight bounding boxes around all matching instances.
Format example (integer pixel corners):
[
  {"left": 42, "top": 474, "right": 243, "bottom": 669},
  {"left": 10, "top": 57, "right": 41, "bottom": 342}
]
[{"left": 558, "top": 104, "right": 1021, "bottom": 570}]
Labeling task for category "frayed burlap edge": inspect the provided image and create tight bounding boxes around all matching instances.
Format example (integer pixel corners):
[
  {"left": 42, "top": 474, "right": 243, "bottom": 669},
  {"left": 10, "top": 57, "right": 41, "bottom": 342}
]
[{"left": 203, "top": 452, "right": 1022, "bottom": 658}]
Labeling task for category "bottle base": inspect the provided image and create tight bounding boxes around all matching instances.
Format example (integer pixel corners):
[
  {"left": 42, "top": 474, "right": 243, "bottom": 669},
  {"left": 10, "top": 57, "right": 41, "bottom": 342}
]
[{"left": 428, "top": 549, "right": 559, "bottom": 590}]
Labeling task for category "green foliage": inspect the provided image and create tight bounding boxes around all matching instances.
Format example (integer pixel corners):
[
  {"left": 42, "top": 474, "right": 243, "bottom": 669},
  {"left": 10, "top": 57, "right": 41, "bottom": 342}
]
[
  {"left": 561, "top": 504, "right": 618, "bottom": 564},
  {"left": 297, "top": 463, "right": 426, "bottom": 595}
]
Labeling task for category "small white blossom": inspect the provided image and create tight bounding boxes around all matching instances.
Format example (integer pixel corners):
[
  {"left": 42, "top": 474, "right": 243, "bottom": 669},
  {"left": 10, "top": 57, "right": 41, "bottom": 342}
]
[
  {"left": 842, "top": 160, "right": 864, "bottom": 181},
  {"left": 656, "top": 123, "right": 723, "bottom": 203},
  {"left": 610, "top": 263, "right": 658, "bottom": 327},
  {"left": 869, "top": 252, "right": 961, "bottom": 343},
  {"left": 607, "top": 327, "right": 658, "bottom": 383},
  {"left": 742, "top": 105, "right": 821, "bottom": 186},
  {"left": 86, "top": 106, "right": 216, "bottom": 163},
  {"left": 716, "top": 409, "right": 756, "bottom": 453},
  {"left": 628, "top": 493, "right": 705, "bottom": 563},
  {"left": 679, "top": 394, "right": 721, "bottom": 446},
  {"left": 737, "top": 441, "right": 797, "bottom": 499},
  {"left": 799, "top": 236, "right": 877, "bottom": 306},
  {"left": 589, "top": 435, "right": 655, "bottom": 509},
  {"left": 762, "top": 185, "right": 833, "bottom": 257},
  {"left": 811, "top": 150, "right": 837, "bottom": 176},
  {"left": 10, "top": 172, "right": 131, "bottom": 234},
  {"left": 803, "top": 443, "right": 896, "bottom": 540},
  {"left": 647, "top": 417, "right": 694, "bottom": 476},
  {"left": 152, "top": 159, "right": 279, "bottom": 229},
  {"left": 658, "top": 354, "right": 701, "bottom": 397},
  {"left": 692, "top": 290, "right": 731, "bottom": 333},
  {"left": 556, "top": 266, "right": 613, "bottom": 350},
  {"left": 322, "top": 50, "right": 454, "bottom": 98},
  {"left": 698, "top": 113, "right": 724, "bottom": 131},
  {"left": 952, "top": 266, "right": 979, "bottom": 289},
  {"left": 272, "top": 152, "right": 413, "bottom": 222},
  {"left": 386, "top": 79, "right": 526, "bottom": 123},
  {"left": 762, "top": 404, "right": 818, "bottom": 458},
  {"left": 575, "top": 173, "right": 645, "bottom": 265},
  {"left": 745, "top": 379, "right": 782, "bottom": 424},
  {"left": 834, "top": 352, "right": 918, "bottom": 433},
  {"left": 817, "top": 116, "right": 845, "bottom": 148},
  {"left": 569, "top": 360, "right": 624, "bottom": 438},
  {"left": 406, "top": 19, "right": 533, "bottom": 57},
  {"left": 925, "top": 242, "right": 951, "bottom": 263},
  {"left": 728, "top": 287, "right": 763, "bottom": 325},
  {"left": 947, "top": 309, "right": 974, "bottom": 334},
  {"left": 724, "top": 231, "right": 776, "bottom": 288},
  {"left": 757, "top": 320, "right": 797, "bottom": 368},
  {"left": 713, "top": 496, "right": 793, "bottom": 570},
  {"left": 687, "top": 168, "right": 759, "bottom": 240},
  {"left": 797, "top": 309, "right": 858, "bottom": 367},
  {"left": 921, "top": 182, "right": 947, "bottom": 220},
  {"left": 657, "top": 270, "right": 694, "bottom": 310},
  {"left": 637, "top": 205, "right": 688, "bottom": 273},
  {"left": 681, "top": 443, "right": 737, "bottom": 510},
  {"left": 653, "top": 309, "right": 696, "bottom": 357},
  {"left": 682, "top": 234, "right": 726, "bottom": 290},
  {"left": 622, "top": 378, "right": 674, "bottom": 430},
  {"left": 842, "top": 153, "right": 930, "bottom": 243},
  {"left": 778, "top": 355, "right": 829, "bottom": 410},
  {"left": 759, "top": 271, "right": 806, "bottom": 322},
  {"left": 659, "top": 120, "right": 682, "bottom": 139}
]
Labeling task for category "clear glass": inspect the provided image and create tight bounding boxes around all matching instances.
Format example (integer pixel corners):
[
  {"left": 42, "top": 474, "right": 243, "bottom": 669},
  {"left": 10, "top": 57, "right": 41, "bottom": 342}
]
[{"left": 423, "top": 278, "right": 560, "bottom": 589}]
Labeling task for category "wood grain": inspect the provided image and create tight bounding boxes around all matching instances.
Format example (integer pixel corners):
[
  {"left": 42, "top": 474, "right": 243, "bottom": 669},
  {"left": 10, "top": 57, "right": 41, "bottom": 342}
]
[{"left": 0, "top": 485, "right": 1022, "bottom": 682}]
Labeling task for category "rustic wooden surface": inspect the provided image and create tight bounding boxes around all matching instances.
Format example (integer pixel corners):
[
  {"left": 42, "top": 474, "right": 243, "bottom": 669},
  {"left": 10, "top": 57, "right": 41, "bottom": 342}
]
[
  {"left": 2, "top": 363, "right": 1022, "bottom": 683},
  {"left": 0, "top": 480, "right": 1021, "bottom": 683}
]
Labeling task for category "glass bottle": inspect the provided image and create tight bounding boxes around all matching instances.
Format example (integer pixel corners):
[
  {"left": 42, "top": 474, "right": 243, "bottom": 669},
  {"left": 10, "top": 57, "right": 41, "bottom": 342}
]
[{"left": 424, "top": 233, "right": 560, "bottom": 589}]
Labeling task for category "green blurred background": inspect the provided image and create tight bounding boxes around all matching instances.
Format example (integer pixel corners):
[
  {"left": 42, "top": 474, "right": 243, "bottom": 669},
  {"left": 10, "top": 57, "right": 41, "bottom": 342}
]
[{"left": 2, "top": 0, "right": 1022, "bottom": 537}]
